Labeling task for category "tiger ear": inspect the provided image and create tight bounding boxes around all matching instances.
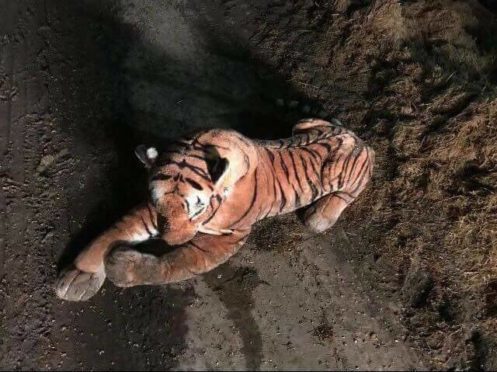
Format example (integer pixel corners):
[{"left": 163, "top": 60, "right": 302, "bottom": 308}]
[
  {"left": 205, "top": 146, "right": 230, "bottom": 187},
  {"left": 135, "top": 145, "right": 158, "bottom": 169}
]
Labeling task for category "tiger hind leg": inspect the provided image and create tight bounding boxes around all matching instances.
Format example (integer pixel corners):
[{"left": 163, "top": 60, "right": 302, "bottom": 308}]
[
  {"left": 304, "top": 141, "right": 374, "bottom": 233},
  {"left": 303, "top": 192, "right": 353, "bottom": 233}
]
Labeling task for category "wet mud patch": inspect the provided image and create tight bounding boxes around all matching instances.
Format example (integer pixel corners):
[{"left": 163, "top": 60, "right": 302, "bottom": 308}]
[{"left": 204, "top": 263, "right": 268, "bottom": 370}]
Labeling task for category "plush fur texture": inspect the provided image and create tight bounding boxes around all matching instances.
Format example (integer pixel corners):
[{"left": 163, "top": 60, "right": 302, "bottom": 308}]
[{"left": 56, "top": 119, "right": 374, "bottom": 301}]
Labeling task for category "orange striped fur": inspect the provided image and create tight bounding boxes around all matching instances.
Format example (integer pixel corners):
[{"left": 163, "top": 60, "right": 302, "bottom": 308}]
[{"left": 56, "top": 119, "right": 374, "bottom": 301}]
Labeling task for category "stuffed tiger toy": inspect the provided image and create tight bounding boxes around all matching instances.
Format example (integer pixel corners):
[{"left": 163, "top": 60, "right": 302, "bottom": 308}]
[{"left": 56, "top": 118, "right": 374, "bottom": 301}]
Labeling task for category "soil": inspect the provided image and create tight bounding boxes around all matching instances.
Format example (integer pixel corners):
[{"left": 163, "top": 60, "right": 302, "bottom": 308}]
[{"left": 1, "top": 0, "right": 497, "bottom": 370}]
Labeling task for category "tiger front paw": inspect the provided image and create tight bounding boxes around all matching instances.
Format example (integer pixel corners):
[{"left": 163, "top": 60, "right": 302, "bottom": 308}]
[
  {"left": 55, "top": 266, "right": 106, "bottom": 301},
  {"left": 105, "top": 247, "right": 160, "bottom": 287}
]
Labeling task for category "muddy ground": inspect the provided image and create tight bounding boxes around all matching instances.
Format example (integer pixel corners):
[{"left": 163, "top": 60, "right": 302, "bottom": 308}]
[{"left": 1, "top": 0, "right": 497, "bottom": 370}]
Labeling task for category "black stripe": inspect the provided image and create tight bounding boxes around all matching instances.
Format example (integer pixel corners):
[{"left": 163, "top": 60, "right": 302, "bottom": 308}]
[
  {"left": 146, "top": 204, "right": 158, "bottom": 231},
  {"left": 187, "top": 153, "right": 208, "bottom": 161},
  {"left": 300, "top": 147, "right": 322, "bottom": 164},
  {"left": 300, "top": 148, "right": 321, "bottom": 177},
  {"left": 274, "top": 171, "right": 287, "bottom": 212},
  {"left": 267, "top": 160, "right": 278, "bottom": 217},
  {"left": 323, "top": 152, "right": 344, "bottom": 192},
  {"left": 279, "top": 151, "right": 300, "bottom": 208},
  {"left": 333, "top": 193, "right": 350, "bottom": 203},
  {"left": 277, "top": 150, "right": 290, "bottom": 179},
  {"left": 285, "top": 151, "right": 301, "bottom": 208},
  {"left": 322, "top": 137, "right": 343, "bottom": 158},
  {"left": 277, "top": 179, "right": 287, "bottom": 212},
  {"left": 338, "top": 191, "right": 356, "bottom": 199},
  {"left": 203, "top": 195, "right": 223, "bottom": 224},
  {"left": 169, "top": 160, "right": 210, "bottom": 181},
  {"left": 265, "top": 148, "right": 275, "bottom": 163},
  {"left": 229, "top": 169, "right": 259, "bottom": 227},
  {"left": 185, "top": 177, "right": 203, "bottom": 190},
  {"left": 262, "top": 165, "right": 275, "bottom": 219},
  {"left": 289, "top": 150, "right": 305, "bottom": 194},
  {"left": 243, "top": 153, "right": 250, "bottom": 172},
  {"left": 151, "top": 173, "right": 171, "bottom": 181},
  {"left": 191, "top": 142, "right": 206, "bottom": 151},
  {"left": 208, "top": 195, "right": 216, "bottom": 210},
  {"left": 343, "top": 145, "right": 361, "bottom": 187},
  {"left": 317, "top": 142, "right": 333, "bottom": 153},
  {"left": 346, "top": 148, "right": 370, "bottom": 194},
  {"left": 338, "top": 152, "right": 354, "bottom": 190},
  {"left": 293, "top": 184, "right": 301, "bottom": 208},
  {"left": 350, "top": 150, "right": 370, "bottom": 190},
  {"left": 349, "top": 157, "right": 371, "bottom": 195},
  {"left": 141, "top": 216, "right": 154, "bottom": 237},
  {"left": 305, "top": 152, "right": 321, "bottom": 200},
  {"left": 300, "top": 153, "right": 319, "bottom": 201},
  {"left": 265, "top": 147, "right": 280, "bottom": 211},
  {"left": 355, "top": 149, "right": 370, "bottom": 180},
  {"left": 190, "top": 241, "right": 209, "bottom": 253}
]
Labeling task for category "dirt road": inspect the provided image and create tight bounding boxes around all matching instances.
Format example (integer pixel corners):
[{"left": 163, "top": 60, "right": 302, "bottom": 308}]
[{"left": 1, "top": 0, "right": 496, "bottom": 370}]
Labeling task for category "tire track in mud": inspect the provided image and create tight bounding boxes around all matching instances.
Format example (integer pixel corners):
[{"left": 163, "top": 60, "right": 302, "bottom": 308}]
[
  {"left": 0, "top": 1, "right": 56, "bottom": 368},
  {"left": 0, "top": 2, "right": 17, "bottom": 293},
  {"left": 0, "top": 1, "right": 15, "bottom": 157}
]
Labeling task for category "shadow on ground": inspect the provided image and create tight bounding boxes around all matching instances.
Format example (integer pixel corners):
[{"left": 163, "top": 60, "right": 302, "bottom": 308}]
[{"left": 48, "top": 1, "right": 324, "bottom": 369}]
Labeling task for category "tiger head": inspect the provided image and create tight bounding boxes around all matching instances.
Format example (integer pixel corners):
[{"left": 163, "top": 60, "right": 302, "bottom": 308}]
[{"left": 135, "top": 130, "right": 257, "bottom": 246}]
